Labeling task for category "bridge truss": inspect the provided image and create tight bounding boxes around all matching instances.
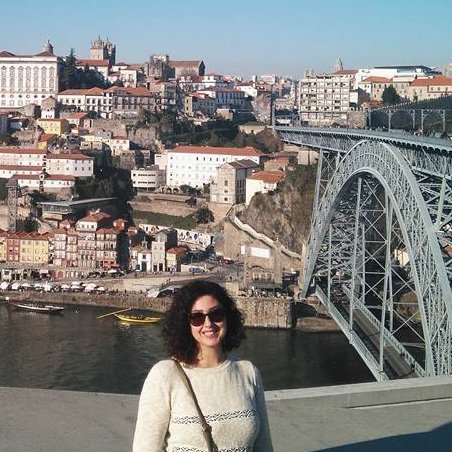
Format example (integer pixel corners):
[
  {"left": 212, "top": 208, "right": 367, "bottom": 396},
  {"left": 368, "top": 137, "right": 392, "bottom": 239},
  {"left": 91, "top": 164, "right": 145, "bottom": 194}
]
[{"left": 276, "top": 127, "right": 452, "bottom": 381}]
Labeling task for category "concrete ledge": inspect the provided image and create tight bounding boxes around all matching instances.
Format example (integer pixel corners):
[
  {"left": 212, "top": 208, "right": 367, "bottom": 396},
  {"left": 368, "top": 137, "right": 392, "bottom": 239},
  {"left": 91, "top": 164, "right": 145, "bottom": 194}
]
[
  {"left": 2, "top": 378, "right": 452, "bottom": 452},
  {"left": 266, "top": 376, "right": 452, "bottom": 408}
]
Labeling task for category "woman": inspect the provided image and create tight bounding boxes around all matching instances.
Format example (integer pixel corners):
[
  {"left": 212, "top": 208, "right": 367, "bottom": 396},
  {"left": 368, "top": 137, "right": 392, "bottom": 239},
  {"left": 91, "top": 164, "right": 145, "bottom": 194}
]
[{"left": 133, "top": 280, "right": 274, "bottom": 451}]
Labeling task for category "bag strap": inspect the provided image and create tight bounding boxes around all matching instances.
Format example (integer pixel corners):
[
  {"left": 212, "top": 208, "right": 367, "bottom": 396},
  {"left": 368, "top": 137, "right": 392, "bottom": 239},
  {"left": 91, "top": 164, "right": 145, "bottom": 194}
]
[{"left": 172, "top": 358, "right": 214, "bottom": 452}]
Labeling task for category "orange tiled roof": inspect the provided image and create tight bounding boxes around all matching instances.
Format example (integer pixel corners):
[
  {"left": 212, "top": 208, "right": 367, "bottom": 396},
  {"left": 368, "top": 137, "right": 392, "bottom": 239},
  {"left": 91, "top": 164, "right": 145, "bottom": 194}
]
[
  {"left": 0, "top": 165, "right": 42, "bottom": 171},
  {"left": 362, "top": 76, "right": 392, "bottom": 83},
  {"left": 0, "top": 147, "right": 46, "bottom": 154},
  {"left": 410, "top": 76, "right": 452, "bottom": 87},
  {"left": 76, "top": 59, "right": 110, "bottom": 67},
  {"left": 248, "top": 170, "right": 285, "bottom": 184},
  {"left": 79, "top": 211, "right": 111, "bottom": 223}
]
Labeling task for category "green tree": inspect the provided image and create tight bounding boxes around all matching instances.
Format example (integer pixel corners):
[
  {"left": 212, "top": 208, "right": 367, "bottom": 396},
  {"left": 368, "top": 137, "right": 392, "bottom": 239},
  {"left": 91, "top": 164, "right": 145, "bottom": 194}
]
[
  {"left": 382, "top": 86, "right": 400, "bottom": 105},
  {"left": 61, "top": 48, "right": 78, "bottom": 91},
  {"left": 194, "top": 206, "right": 214, "bottom": 224}
]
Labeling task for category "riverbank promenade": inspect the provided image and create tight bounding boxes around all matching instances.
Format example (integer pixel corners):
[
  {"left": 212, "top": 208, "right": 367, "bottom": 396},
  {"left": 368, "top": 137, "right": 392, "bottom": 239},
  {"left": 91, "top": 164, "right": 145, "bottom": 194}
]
[{"left": 1, "top": 377, "right": 451, "bottom": 452}]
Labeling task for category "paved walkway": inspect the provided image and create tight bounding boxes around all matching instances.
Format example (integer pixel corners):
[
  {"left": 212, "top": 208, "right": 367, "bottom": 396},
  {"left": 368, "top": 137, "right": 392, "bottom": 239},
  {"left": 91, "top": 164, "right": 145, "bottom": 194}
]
[{"left": 1, "top": 377, "right": 451, "bottom": 452}]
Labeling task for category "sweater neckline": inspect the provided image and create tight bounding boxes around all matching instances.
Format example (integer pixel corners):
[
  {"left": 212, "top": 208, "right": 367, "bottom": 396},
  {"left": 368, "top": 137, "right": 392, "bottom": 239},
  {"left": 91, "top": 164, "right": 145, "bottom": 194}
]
[{"left": 181, "top": 356, "right": 234, "bottom": 373}]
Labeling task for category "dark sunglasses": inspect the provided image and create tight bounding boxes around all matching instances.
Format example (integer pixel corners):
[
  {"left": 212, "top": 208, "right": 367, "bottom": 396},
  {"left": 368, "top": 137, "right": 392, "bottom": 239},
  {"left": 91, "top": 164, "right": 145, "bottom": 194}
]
[{"left": 189, "top": 308, "right": 226, "bottom": 326}]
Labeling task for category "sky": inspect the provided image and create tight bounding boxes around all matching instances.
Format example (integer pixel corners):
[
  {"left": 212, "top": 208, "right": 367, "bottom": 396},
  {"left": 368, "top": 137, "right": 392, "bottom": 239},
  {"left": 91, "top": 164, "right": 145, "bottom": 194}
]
[{"left": 1, "top": 0, "right": 450, "bottom": 79}]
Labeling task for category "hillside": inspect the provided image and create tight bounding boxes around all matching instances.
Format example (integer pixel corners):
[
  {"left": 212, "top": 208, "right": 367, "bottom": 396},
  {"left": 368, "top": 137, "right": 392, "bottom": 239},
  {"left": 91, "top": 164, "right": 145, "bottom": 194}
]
[{"left": 239, "top": 164, "right": 317, "bottom": 254}]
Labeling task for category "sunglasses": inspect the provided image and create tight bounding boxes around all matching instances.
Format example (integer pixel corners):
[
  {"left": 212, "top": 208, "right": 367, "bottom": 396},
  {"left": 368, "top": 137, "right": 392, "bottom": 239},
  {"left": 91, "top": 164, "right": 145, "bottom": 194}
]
[{"left": 189, "top": 308, "right": 226, "bottom": 326}]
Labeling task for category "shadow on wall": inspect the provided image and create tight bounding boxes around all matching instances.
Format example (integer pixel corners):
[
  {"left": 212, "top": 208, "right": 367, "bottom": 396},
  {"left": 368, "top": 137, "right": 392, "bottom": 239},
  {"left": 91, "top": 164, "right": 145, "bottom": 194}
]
[{"left": 316, "top": 422, "right": 452, "bottom": 452}]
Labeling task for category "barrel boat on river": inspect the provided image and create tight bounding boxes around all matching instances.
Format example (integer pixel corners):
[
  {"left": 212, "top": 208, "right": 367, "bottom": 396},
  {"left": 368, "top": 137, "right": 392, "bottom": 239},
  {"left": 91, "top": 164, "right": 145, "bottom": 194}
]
[{"left": 114, "top": 313, "right": 161, "bottom": 324}]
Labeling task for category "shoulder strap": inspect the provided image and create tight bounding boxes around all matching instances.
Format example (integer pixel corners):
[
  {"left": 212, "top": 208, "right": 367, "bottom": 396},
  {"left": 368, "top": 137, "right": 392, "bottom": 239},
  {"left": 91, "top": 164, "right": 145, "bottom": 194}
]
[{"left": 172, "top": 358, "right": 214, "bottom": 452}]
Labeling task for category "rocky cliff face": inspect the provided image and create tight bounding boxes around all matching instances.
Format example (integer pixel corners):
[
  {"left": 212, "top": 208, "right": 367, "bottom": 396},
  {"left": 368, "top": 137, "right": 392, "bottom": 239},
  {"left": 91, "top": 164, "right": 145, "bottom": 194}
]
[{"left": 239, "top": 164, "right": 317, "bottom": 254}]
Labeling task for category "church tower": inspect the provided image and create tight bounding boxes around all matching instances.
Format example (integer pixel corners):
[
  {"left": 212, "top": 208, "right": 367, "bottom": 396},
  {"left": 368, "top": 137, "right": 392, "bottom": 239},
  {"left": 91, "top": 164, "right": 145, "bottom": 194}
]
[
  {"left": 90, "top": 36, "right": 116, "bottom": 65},
  {"left": 334, "top": 57, "right": 344, "bottom": 73}
]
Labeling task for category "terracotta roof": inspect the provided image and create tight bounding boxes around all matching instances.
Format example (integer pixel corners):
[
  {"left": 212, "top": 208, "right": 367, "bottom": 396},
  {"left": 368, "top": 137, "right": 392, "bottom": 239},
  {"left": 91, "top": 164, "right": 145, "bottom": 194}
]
[
  {"left": 105, "top": 86, "right": 151, "bottom": 96},
  {"left": 47, "top": 153, "right": 93, "bottom": 160},
  {"left": 58, "top": 87, "right": 105, "bottom": 96},
  {"left": 167, "top": 246, "right": 188, "bottom": 255},
  {"left": 171, "top": 145, "right": 263, "bottom": 157},
  {"left": 96, "top": 228, "right": 119, "bottom": 234},
  {"left": 362, "top": 76, "right": 392, "bottom": 83},
  {"left": 79, "top": 211, "right": 111, "bottom": 223},
  {"left": 38, "top": 134, "right": 57, "bottom": 142},
  {"left": 248, "top": 170, "right": 285, "bottom": 184},
  {"left": 334, "top": 69, "right": 358, "bottom": 75},
  {"left": 410, "top": 76, "right": 452, "bottom": 87},
  {"left": 76, "top": 59, "right": 110, "bottom": 67},
  {"left": 69, "top": 112, "right": 89, "bottom": 119},
  {"left": 10, "top": 174, "right": 75, "bottom": 181},
  {"left": 0, "top": 165, "right": 42, "bottom": 171},
  {"left": 0, "top": 147, "right": 46, "bottom": 154}
]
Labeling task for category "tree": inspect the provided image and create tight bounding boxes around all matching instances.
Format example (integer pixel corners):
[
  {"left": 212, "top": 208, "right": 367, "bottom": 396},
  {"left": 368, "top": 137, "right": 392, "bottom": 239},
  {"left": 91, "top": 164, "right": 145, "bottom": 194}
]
[
  {"left": 382, "top": 86, "right": 400, "bottom": 106},
  {"left": 194, "top": 206, "right": 214, "bottom": 224},
  {"left": 61, "top": 48, "right": 78, "bottom": 91}
]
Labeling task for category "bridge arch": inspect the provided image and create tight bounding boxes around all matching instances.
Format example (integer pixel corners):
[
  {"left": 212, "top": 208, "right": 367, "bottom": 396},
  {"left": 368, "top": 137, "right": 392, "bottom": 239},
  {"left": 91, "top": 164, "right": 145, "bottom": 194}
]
[{"left": 303, "top": 139, "right": 452, "bottom": 378}]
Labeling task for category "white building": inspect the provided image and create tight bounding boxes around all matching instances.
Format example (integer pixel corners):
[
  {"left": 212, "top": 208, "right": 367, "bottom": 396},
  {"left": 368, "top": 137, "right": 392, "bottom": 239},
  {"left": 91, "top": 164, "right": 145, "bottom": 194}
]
[
  {"left": 197, "top": 87, "right": 246, "bottom": 109},
  {"left": 0, "top": 41, "right": 62, "bottom": 109},
  {"left": 210, "top": 159, "right": 258, "bottom": 204},
  {"left": 354, "top": 65, "right": 439, "bottom": 88},
  {"left": 298, "top": 70, "right": 357, "bottom": 125},
  {"left": 245, "top": 170, "right": 285, "bottom": 205},
  {"left": 166, "top": 145, "right": 263, "bottom": 189},
  {"left": 58, "top": 87, "right": 113, "bottom": 118},
  {"left": 46, "top": 154, "right": 94, "bottom": 178},
  {"left": 10, "top": 173, "right": 75, "bottom": 191},
  {"left": 104, "top": 137, "right": 130, "bottom": 156},
  {"left": 0, "top": 147, "right": 46, "bottom": 166},
  {"left": 131, "top": 166, "right": 166, "bottom": 191}
]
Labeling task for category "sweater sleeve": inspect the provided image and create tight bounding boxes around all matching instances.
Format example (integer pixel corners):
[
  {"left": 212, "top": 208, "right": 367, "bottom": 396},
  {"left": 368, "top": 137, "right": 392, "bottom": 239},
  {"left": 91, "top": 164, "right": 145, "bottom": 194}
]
[
  {"left": 132, "top": 362, "right": 171, "bottom": 452},
  {"left": 253, "top": 366, "right": 274, "bottom": 452}
]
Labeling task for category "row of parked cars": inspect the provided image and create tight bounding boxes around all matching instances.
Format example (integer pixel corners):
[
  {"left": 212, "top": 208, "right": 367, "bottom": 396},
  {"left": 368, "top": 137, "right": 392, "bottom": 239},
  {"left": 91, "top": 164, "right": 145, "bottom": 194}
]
[{"left": 0, "top": 281, "right": 107, "bottom": 293}]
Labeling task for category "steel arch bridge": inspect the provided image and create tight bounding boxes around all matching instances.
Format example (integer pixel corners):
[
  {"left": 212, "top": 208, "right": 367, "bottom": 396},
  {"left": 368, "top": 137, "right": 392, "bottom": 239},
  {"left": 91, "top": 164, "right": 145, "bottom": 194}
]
[{"left": 275, "top": 126, "right": 452, "bottom": 381}]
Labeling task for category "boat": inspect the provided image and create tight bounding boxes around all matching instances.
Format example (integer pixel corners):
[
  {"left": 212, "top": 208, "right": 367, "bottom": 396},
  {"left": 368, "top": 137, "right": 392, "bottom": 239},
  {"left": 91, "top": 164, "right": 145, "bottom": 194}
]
[
  {"left": 8, "top": 301, "right": 64, "bottom": 314},
  {"left": 114, "top": 313, "right": 161, "bottom": 324}
]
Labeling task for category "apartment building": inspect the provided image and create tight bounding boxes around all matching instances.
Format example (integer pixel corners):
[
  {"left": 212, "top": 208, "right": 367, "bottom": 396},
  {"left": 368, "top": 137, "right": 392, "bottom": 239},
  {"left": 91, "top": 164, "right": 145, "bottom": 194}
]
[
  {"left": 58, "top": 87, "right": 113, "bottom": 118},
  {"left": 210, "top": 159, "right": 258, "bottom": 204},
  {"left": 46, "top": 153, "right": 94, "bottom": 177},
  {"left": 298, "top": 70, "right": 357, "bottom": 125},
  {"left": 36, "top": 118, "right": 69, "bottom": 135},
  {"left": 0, "top": 230, "right": 51, "bottom": 264},
  {"left": 0, "top": 41, "right": 62, "bottom": 108},
  {"left": 131, "top": 166, "right": 166, "bottom": 191},
  {"left": 166, "top": 145, "right": 263, "bottom": 188}
]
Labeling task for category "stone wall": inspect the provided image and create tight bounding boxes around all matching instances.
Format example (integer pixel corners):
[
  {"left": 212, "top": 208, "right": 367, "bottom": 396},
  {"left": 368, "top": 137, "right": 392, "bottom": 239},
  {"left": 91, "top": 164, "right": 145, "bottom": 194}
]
[{"left": 5, "top": 292, "right": 294, "bottom": 329}]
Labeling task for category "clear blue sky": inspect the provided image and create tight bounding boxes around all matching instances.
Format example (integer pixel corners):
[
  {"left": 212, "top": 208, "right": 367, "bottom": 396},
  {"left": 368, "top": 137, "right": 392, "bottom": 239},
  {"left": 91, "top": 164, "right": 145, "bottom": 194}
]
[{"left": 1, "top": 0, "right": 450, "bottom": 79}]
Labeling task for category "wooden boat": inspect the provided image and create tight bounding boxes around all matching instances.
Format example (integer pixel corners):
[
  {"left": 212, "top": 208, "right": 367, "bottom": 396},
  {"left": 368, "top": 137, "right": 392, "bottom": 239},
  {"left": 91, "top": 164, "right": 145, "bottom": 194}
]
[
  {"left": 8, "top": 301, "right": 64, "bottom": 314},
  {"left": 114, "top": 313, "right": 161, "bottom": 324}
]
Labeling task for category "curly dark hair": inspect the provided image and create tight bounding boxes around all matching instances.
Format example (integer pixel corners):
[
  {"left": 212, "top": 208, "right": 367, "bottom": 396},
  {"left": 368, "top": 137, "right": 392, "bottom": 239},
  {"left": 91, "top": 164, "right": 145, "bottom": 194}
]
[{"left": 162, "top": 280, "right": 246, "bottom": 364}]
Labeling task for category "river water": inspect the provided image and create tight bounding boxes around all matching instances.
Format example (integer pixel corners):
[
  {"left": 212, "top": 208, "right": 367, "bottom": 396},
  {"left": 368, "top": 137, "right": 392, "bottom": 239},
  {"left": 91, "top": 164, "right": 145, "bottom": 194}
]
[{"left": 0, "top": 304, "right": 373, "bottom": 394}]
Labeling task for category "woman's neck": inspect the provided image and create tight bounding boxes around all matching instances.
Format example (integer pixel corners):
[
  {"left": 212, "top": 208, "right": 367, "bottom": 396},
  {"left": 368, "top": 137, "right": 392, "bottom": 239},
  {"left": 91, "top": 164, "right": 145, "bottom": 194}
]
[{"left": 195, "top": 347, "right": 226, "bottom": 368}]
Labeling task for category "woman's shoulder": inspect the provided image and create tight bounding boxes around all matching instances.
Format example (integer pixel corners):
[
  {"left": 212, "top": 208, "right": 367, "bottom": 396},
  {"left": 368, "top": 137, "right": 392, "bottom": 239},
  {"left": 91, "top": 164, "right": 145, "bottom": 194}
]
[
  {"left": 145, "top": 359, "right": 177, "bottom": 381},
  {"left": 230, "top": 358, "right": 260, "bottom": 378}
]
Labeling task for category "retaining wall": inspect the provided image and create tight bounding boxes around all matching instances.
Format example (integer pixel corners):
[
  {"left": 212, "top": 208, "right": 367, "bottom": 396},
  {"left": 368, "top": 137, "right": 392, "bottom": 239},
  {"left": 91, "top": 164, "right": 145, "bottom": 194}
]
[{"left": 4, "top": 292, "right": 294, "bottom": 329}]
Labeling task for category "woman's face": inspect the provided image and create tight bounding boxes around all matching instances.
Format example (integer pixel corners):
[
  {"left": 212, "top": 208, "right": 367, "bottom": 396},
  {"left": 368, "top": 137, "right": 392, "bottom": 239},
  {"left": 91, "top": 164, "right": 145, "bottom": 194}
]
[{"left": 189, "top": 295, "right": 227, "bottom": 354}]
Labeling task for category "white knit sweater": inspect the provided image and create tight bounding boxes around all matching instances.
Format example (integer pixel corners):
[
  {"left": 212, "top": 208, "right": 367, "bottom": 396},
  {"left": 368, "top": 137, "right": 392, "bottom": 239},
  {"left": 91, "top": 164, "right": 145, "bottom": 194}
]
[{"left": 132, "top": 358, "right": 274, "bottom": 452}]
